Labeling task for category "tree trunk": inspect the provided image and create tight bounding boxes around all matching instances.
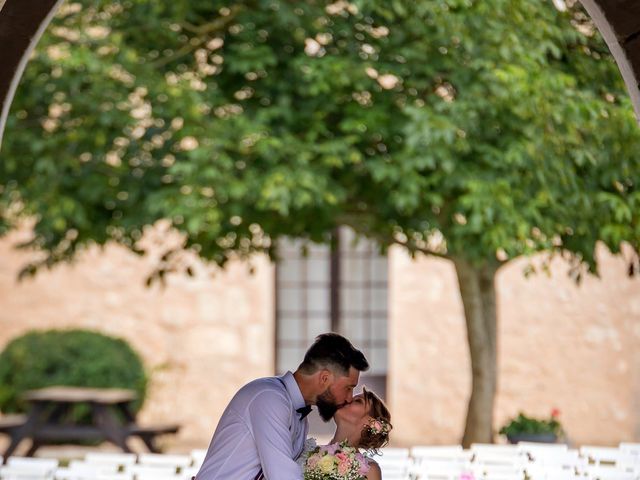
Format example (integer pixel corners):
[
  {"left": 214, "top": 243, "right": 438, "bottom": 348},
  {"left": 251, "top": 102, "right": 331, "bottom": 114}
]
[{"left": 453, "top": 256, "right": 499, "bottom": 447}]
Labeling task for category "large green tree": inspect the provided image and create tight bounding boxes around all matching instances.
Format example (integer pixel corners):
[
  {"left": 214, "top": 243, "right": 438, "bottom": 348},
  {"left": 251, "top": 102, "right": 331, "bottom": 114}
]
[{"left": 1, "top": 0, "right": 639, "bottom": 444}]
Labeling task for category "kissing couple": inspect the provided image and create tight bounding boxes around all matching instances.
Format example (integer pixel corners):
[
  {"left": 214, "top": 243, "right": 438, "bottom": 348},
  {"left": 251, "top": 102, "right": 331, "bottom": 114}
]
[{"left": 194, "top": 333, "right": 392, "bottom": 480}]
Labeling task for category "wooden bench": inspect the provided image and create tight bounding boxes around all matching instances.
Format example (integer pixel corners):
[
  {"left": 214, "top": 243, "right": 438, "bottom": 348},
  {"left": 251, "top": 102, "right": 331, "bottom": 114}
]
[
  {"left": 0, "top": 415, "right": 179, "bottom": 454},
  {"left": 2, "top": 387, "right": 180, "bottom": 457},
  {"left": 127, "top": 423, "right": 180, "bottom": 453},
  {"left": 0, "top": 414, "right": 27, "bottom": 434}
]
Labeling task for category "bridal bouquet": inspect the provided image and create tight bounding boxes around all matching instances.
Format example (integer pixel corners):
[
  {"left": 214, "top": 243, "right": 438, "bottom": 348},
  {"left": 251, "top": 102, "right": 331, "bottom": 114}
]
[{"left": 303, "top": 440, "right": 370, "bottom": 480}]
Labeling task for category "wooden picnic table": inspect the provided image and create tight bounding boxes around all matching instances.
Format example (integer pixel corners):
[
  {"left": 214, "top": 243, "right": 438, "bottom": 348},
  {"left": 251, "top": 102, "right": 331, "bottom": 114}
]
[{"left": 0, "top": 386, "right": 179, "bottom": 460}]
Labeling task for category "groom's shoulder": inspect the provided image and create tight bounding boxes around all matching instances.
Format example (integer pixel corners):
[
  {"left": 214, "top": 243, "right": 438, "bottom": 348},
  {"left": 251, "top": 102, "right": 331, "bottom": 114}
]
[
  {"left": 236, "top": 376, "right": 286, "bottom": 398},
  {"left": 228, "top": 376, "right": 290, "bottom": 412}
]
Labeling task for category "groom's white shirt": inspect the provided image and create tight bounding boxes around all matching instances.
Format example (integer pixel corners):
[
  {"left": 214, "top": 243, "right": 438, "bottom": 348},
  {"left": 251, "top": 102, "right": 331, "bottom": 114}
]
[{"left": 195, "top": 371, "right": 308, "bottom": 480}]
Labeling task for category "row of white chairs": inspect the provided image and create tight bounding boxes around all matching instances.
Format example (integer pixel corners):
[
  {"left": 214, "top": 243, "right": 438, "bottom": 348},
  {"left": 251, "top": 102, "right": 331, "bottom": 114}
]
[
  {"left": 375, "top": 442, "right": 640, "bottom": 480},
  {"left": 2, "top": 443, "right": 640, "bottom": 480},
  {"left": 0, "top": 450, "right": 208, "bottom": 480}
]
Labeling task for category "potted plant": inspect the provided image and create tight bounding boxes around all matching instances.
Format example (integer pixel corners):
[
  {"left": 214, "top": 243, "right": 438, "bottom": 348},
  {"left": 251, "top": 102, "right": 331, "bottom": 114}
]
[{"left": 499, "top": 409, "right": 563, "bottom": 444}]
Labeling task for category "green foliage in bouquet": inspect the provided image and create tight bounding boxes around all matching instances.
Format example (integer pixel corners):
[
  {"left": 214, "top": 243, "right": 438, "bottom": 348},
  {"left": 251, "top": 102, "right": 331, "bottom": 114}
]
[
  {"left": 499, "top": 409, "right": 562, "bottom": 436},
  {"left": 0, "top": 329, "right": 147, "bottom": 422}
]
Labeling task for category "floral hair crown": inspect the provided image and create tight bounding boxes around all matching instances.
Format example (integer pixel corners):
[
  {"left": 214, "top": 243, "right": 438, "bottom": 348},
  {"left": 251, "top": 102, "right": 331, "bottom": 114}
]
[{"left": 366, "top": 417, "right": 391, "bottom": 437}]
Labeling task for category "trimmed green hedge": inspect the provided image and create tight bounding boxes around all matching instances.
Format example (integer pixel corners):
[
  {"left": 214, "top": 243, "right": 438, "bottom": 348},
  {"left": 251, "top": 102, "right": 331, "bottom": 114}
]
[{"left": 0, "top": 329, "right": 148, "bottom": 420}]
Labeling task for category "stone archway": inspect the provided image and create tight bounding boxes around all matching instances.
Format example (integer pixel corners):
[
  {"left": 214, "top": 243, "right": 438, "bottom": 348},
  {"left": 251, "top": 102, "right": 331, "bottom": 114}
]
[
  {"left": 579, "top": 0, "right": 640, "bottom": 120},
  {"left": 0, "top": 0, "right": 639, "bottom": 150},
  {"left": 0, "top": 0, "right": 63, "bottom": 148}
]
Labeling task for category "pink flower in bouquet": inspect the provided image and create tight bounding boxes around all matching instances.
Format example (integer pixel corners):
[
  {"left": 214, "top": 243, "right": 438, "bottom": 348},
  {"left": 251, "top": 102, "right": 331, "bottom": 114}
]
[
  {"left": 307, "top": 453, "right": 321, "bottom": 470},
  {"left": 337, "top": 455, "right": 350, "bottom": 476}
]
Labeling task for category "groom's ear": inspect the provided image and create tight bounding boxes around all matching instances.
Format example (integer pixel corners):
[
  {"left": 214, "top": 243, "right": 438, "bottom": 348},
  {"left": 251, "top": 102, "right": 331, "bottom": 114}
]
[{"left": 318, "top": 368, "right": 333, "bottom": 387}]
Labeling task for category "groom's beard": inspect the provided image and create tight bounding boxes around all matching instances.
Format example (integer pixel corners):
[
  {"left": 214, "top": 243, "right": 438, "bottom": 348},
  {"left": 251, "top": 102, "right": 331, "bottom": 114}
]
[{"left": 316, "top": 388, "right": 339, "bottom": 422}]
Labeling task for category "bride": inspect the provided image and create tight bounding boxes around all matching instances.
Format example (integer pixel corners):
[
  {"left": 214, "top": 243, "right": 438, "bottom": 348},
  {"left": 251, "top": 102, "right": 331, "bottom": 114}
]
[{"left": 305, "top": 387, "right": 392, "bottom": 480}]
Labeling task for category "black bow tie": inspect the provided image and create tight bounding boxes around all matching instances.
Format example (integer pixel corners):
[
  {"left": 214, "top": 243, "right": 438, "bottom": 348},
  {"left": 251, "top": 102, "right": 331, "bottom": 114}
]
[{"left": 296, "top": 405, "right": 312, "bottom": 419}]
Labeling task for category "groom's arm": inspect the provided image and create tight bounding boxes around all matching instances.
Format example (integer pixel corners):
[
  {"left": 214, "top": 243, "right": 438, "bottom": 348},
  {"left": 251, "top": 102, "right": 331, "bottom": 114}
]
[{"left": 248, "top": 390, "right": 303, "bottom": 480}]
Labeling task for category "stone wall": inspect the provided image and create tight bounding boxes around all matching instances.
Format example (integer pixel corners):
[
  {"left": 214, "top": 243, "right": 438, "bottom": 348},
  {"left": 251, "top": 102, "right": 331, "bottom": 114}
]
[
  {"left": 390, "top": 245, "right": 640, "bottom": 446},
  {"left": 0, "top": 228, "right": 275, "bottom": 450}
]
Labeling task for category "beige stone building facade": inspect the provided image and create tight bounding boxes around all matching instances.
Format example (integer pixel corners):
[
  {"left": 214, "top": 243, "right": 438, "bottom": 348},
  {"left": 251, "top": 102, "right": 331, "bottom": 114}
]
[{"left": 1, "top": 227, "right": 639, "bottom": 452}]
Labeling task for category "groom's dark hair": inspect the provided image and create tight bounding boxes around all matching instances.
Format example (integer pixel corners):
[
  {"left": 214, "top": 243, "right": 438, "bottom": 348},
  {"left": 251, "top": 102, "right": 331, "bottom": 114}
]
[{"left": 298, "top": 333, "right": 369, "bottom": 376}]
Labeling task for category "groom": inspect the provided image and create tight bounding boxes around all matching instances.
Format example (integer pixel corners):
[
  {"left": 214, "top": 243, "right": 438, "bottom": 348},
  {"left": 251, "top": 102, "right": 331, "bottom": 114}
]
[{"left": 194, "top": 333, "right": 369, "bottom": 480}]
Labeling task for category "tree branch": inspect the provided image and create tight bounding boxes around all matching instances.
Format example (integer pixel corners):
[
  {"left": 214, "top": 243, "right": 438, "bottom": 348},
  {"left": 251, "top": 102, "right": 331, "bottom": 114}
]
[
  {"left": 391, "top": 237, "right": 450, "bottom": 260},
  {"left": 179, "top": 8, "right": 241, "bottom": 35},
  {"left": 152, "top": 6, "right": 244, "bottom": 68}
]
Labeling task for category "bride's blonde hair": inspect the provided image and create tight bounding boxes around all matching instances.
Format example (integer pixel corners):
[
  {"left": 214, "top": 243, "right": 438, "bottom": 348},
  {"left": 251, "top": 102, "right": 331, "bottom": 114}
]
[{"left": 357, "top": 387, "right": 392, "bottom": 452}]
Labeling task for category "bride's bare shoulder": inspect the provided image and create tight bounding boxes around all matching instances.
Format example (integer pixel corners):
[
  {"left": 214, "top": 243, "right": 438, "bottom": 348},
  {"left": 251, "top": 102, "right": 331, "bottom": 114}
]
[{"left": 366, "top": 459, "right": 382, "bottom": 480}]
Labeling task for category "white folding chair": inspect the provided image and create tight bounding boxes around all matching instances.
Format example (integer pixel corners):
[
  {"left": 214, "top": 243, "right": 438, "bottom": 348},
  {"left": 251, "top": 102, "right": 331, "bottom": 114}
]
[
  {"left": 525, "top": 464, "right": 578, "bottom": 480},
  {"left": 83, "top": 453, "right": 137, "bottom": 468},
  {"left": 7, "top": 458, "right": 58, "bottom": 471},
  {"left": 411, "top": 445, "right": 464, "bottom": 458},
  {"left": 471, "top": 463, "right": 525, "bottom": 480},
  {"left": 379, "top": 447, "right": 410, "bottom": 459},
  {"left": 3, "top": 457, "right": 59, "bottom": 479},
  {"left": 1, "top": 465, "right": 54, "bottom": 480},
  {"left": 189, "top": 449, "right": 207, "bottom": 469},
  {"left": 67, "top": 460, "right": 120, "bottom": 473},
  {"left": 180, "top": 466, "right": 199, "bottom": 480},
  {"left": 64, "top": 474, "right": 133, "bottom": 480},
  {"left": 137, "top": 453, "right": 192, "bottom": 469},
  {"left": 379, "top": 473, "right": 410, "bottom": 480},
  {"left": 95, "top": 475, "right": 134, "bottom": 480},
  {"left": 580, "top": 446, "right": 638, "bottom": 470},
  {"left": 375, "top": 447, "right": 411, "bottom": 479},
  {"left": 55, "top": 462, "right": 119, "bottom": 479},
  {"left": 410, "top": 445, "right": 472, "bottom": 460},
  {"left": 410, "top": 460, "right": 470, "bottom": 480},
  {"left": 471, "top": 444, "right": 519, "bottom": 453},
  {"left": 125, "top": 464, "right": 180, "bottom": 477},
  {"left": 470, "top": 445, "right": 526, "bottom": 480},
  {"left": 474, "top": 452, "right": 527, "bottom": 465},
  {"left": 411, "top": 445, "right": 472, "bottom": 469},
  {"left": 481, "top": 473, "right": 525, "bottom": 480},
  {"left": 134, "top": 474, "right": 184, "bottom": 480},
  {"left": 619, "top": 443, "right": 640, "bottom": 457},
  {"left": 526, "top": 448, "right": 585, "bottom": 471},
  {"left": 517, "top": 442, "right": 569, "bottom": 458},
  {"left": 584, "top": 465, "right": 638, "bottom": 480},
  {"left": 0, "top": 469, "right": 48, "bottom": 480},
  {"left": 377, "top": 458, "right": 411, "bottom": 478}
]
